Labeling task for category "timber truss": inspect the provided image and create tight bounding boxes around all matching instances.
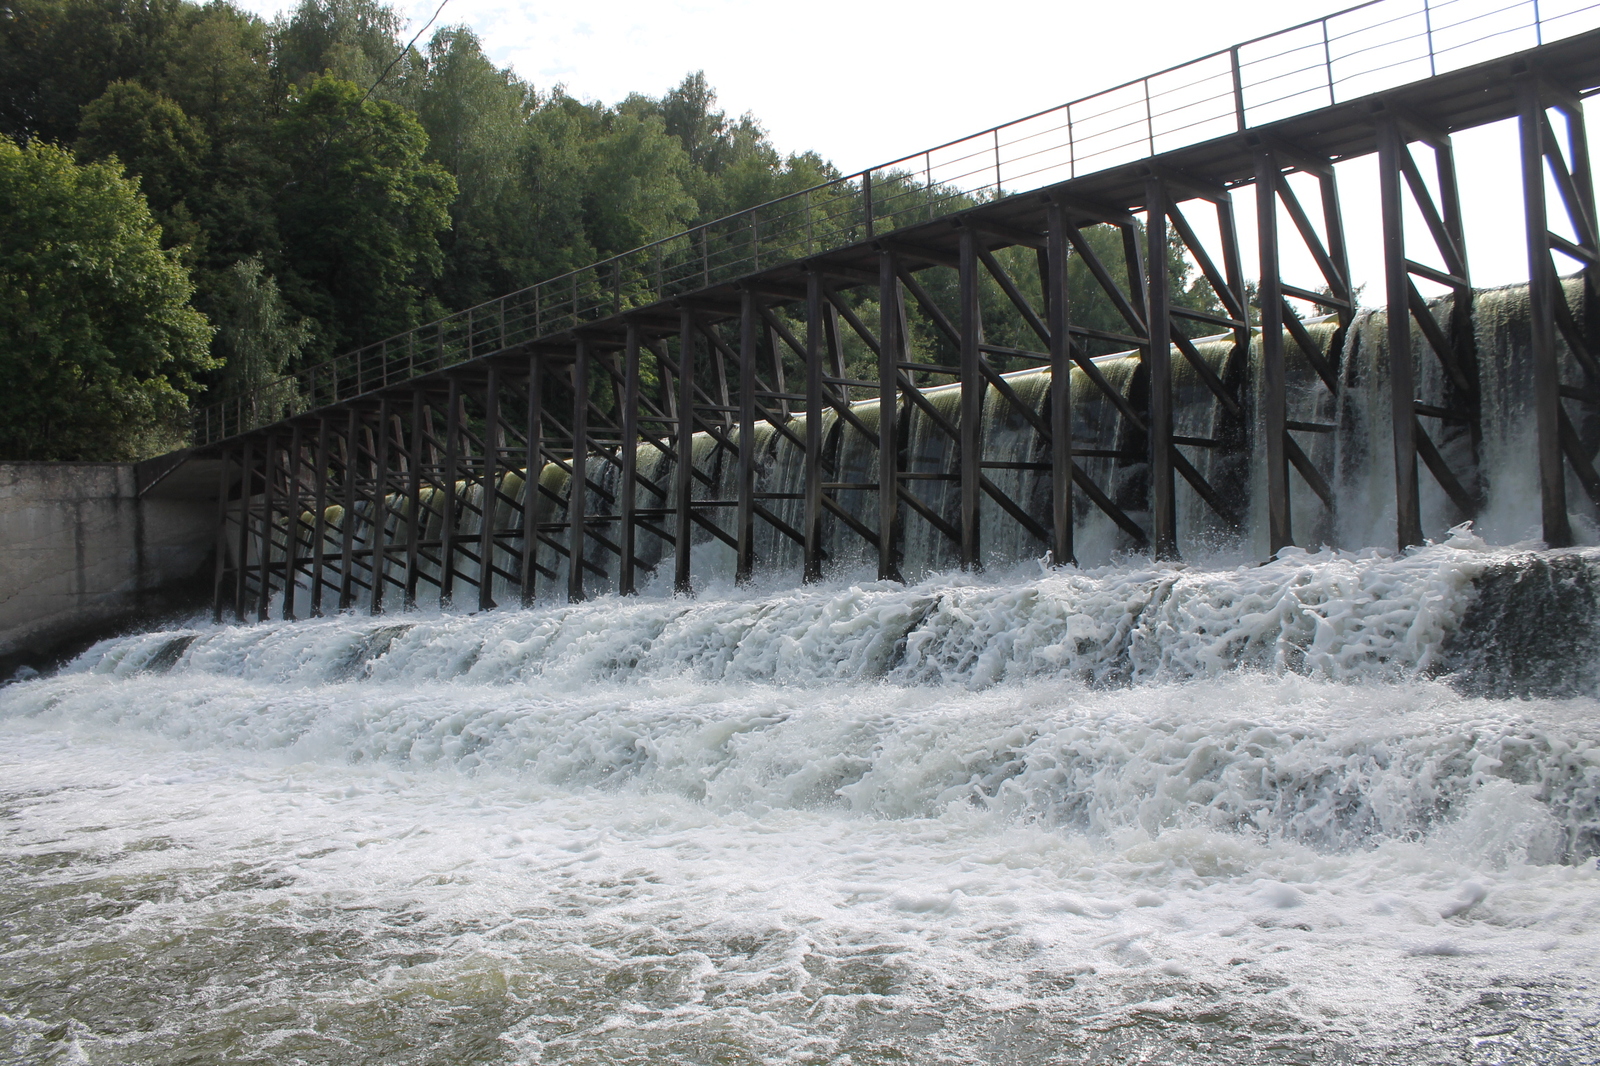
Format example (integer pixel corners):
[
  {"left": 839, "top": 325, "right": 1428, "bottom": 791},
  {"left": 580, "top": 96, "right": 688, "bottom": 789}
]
[{"left": 190, "top": 26, "right": 1600, "bottom": 622}]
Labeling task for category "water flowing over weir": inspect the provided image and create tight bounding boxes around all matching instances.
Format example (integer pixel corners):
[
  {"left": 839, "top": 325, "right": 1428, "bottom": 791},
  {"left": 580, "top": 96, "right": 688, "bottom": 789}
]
[{"left": 6, "top": 540, "right": 1600, "bottom": 1062}]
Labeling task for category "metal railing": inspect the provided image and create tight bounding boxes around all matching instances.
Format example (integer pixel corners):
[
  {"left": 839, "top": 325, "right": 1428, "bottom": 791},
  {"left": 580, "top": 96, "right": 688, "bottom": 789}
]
[{"left": 192, "top": 0, "right": 1600, "bottom": 446}]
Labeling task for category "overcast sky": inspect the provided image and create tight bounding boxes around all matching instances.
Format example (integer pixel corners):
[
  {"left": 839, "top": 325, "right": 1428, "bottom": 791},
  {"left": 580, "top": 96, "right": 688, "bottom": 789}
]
[
  {"left": 240, "top": 0, "right": 1325, "bottom": 172},
  {"left": 235, "top": 0, "right": 1596, "bottom": 295}
]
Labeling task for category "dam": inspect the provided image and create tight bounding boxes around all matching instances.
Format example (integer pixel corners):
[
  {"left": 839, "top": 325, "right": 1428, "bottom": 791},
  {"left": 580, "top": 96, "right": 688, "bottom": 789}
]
[
  {"left": 157, "top": 8, "right": 1600, "bottom": 624},
  {"left": 5, "top": 1, "right": 1600, "bottom": 1062}
]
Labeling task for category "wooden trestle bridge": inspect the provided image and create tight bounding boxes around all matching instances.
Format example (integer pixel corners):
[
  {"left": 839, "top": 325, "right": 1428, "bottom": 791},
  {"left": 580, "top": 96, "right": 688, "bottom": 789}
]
[{"left": 144, "top": 0, "right": 1600, "bottom": 622}]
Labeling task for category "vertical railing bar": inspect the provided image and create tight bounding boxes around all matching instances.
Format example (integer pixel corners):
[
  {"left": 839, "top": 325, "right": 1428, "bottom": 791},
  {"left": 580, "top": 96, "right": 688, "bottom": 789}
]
[
  {"left": 1145, "top": 78, "right": 1155, "bottom": 156},
  {"left": 1066, "top": 102, "right": 1077, "bottom": 181},
  {"left": 1232, "top": 46, "right": 1248, "bottom": 131},
  {"left": 864, "top": 170, "right": 874, "bottom": 239},
  {"left": 1324, "top": 18, "right": 1336, "bottom": 106},
  {"left": 807, "top": 188, "right": 815, "bottom": 255},
  {"left": 1424, "top": 0, "right": 1436, "bottom": 77}
]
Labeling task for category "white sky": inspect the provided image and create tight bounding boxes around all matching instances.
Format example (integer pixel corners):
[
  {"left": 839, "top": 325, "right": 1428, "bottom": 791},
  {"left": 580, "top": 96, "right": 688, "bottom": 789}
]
[{"left": 236, "top": 0, "right": 1595, "bottom": 297}]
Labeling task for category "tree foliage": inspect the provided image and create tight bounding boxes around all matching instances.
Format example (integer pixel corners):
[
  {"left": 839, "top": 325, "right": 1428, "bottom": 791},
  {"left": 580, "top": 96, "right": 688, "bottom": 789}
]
[
  {"left": 274, "top": 73, "right": 455, "bottom": 355},
  {"left": 213, "top": 255, "right": 306, "bottom": 423},
  {"left": 0, "top": 138, "right": 215, "bottom": 459},
  {"left": 0, "top": 0, "right": 1226, "bottom": 459}
]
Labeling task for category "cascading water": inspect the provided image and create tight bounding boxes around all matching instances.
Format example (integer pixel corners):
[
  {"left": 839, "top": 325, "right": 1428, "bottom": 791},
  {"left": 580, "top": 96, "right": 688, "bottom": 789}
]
[{"left": 4, "top": 283, "right": 1600, "bottom": 1064}]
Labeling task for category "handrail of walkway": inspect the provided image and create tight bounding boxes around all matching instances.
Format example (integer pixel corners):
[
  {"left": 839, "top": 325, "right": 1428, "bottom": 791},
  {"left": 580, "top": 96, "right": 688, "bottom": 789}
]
[{"left": 192, "top": 0, "right": 1600, "bottom": 446}]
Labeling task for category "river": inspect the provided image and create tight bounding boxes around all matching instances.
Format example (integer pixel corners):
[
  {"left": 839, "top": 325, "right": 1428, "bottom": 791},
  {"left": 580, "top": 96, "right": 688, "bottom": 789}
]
[{"left": 4, "top": 535, "right": 1599, "bottom": 1063}]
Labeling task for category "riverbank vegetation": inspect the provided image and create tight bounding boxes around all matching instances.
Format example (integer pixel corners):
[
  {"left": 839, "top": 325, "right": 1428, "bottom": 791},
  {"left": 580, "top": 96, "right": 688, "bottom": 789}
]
[{"left": 1, "top": 0, "right": 1220, "bottom": 460}]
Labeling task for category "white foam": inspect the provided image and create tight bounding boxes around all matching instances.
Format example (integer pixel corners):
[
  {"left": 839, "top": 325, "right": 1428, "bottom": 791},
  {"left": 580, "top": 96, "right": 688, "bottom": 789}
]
[
  {"left": 67, "top": 533, "right": 1512, "bottom": 693},
  {"left": 6, "top": 541, "right": 1600, "bottom": 1060}
]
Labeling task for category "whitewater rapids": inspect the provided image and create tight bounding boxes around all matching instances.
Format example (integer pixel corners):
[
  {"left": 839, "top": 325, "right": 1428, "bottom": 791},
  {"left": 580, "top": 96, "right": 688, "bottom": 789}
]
[{"left": 4, "top": 536, "right": 1600, "bottom": 1063}]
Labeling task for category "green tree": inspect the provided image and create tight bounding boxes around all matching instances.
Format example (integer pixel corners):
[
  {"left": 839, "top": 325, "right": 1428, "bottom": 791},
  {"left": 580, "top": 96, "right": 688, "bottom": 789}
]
[
  {"left": 274, "top": 73, "right": 456, "bottom": 357},
  {"left": 0, "top": 0, "right": 189, "bottom": 146},
  {"left": 76, "top": 80, "right": 208, "bottom": 252},
  {"left": 0, "top": 138, "right": 215, "bottom": 460},
  {"left": 272, "top": 0, "right": 407, "bottom": 91},
  {"left": 214, "top": 255, "right": 307, "bottom": 421},
  {"left": 411, "top": 25, "right": 531, "bottom": 309},
  {"left": 582, "top": 110, "right": 695, "bottom": 254}
]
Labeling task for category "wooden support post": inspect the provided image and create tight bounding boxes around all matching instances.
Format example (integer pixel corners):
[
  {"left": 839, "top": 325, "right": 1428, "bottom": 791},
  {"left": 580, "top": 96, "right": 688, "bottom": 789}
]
[
  {"left": 676, "top": 309, "right": 697, "bottom": 593},
  {"left": 256, "top": 433, "right": 276, "bottom": 622},
  {"left": 1144, "top": 177, "right": 1178, "bottom": 559},
  {"left": 212, "top": 449, "right": 232, "bottom": 624},
  {"left": 339, "top": 408, "right": 361, "bottom": 610},
  {"left": 1521, "top": 81, "right": 1575, "bottom": 549},
  {"left": 1378, "top": 119, "right": 1424, "bottom": 550},
  {"left": 958, "top": 226, "right": 983, "bottom": 569},
  {"left": 1256, "top": 149, "right": 1292, "bottom": 555},
  {"left": 877, "top": 250, "right": 905, "bottom": 582},
  {"left": 404, "top": 390, "right": 423, "bottom": 608},
  {"left": 736, "top": 291, "right": 758, "bottom": 584},
  {"left": 804, "top": 273, "right": 826, "bottom": 583},
  {"left": 479, "top": 364, "right": 500, "bottom": 611},
  {"left": 309, "top": 418, "right": 331, "bottom": 616},
  {"left": 1321, "top": 169, "right": 1352, "bottom": 306},
  {"left": 1045, "top": 201, "right": 1075, "bottom": 567},
  {"left": 620, "top": 323, "right": 641, "bottom": 595},
  {"left": 369, "top": 398, "right": 392, "bottom": 614},
  {"left": 568, "top": 340, "right": 589, "bottom": 603},
  {"left": 440, "top": 378, "right": 462, "bottom": 606},
  {"left": 234, "top": 438, "right": 252, "bottom": 622},
  {"left": 282, "top": 424, "right": 303, "bottom": 620},
  {"left": 520, "top": 356, "right": 542, "bottom": 606}
]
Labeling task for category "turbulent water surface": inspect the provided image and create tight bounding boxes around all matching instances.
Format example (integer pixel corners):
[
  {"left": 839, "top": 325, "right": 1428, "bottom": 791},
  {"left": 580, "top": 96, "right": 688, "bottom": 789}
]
[{"left": 3, "top": 536, "right": 1600, "bottom": 1064}]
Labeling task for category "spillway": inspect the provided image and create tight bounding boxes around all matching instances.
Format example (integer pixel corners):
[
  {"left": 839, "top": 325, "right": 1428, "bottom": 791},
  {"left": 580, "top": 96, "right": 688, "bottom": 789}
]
[{"left": 5, "top": 530, "right": 1600, "bottom": 1062}]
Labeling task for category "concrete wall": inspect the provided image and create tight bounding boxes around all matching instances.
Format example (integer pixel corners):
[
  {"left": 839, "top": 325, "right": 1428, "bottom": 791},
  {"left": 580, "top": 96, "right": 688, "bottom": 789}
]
[{"left": 0, "top": 463, "right": 214, "bottom": 673}]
